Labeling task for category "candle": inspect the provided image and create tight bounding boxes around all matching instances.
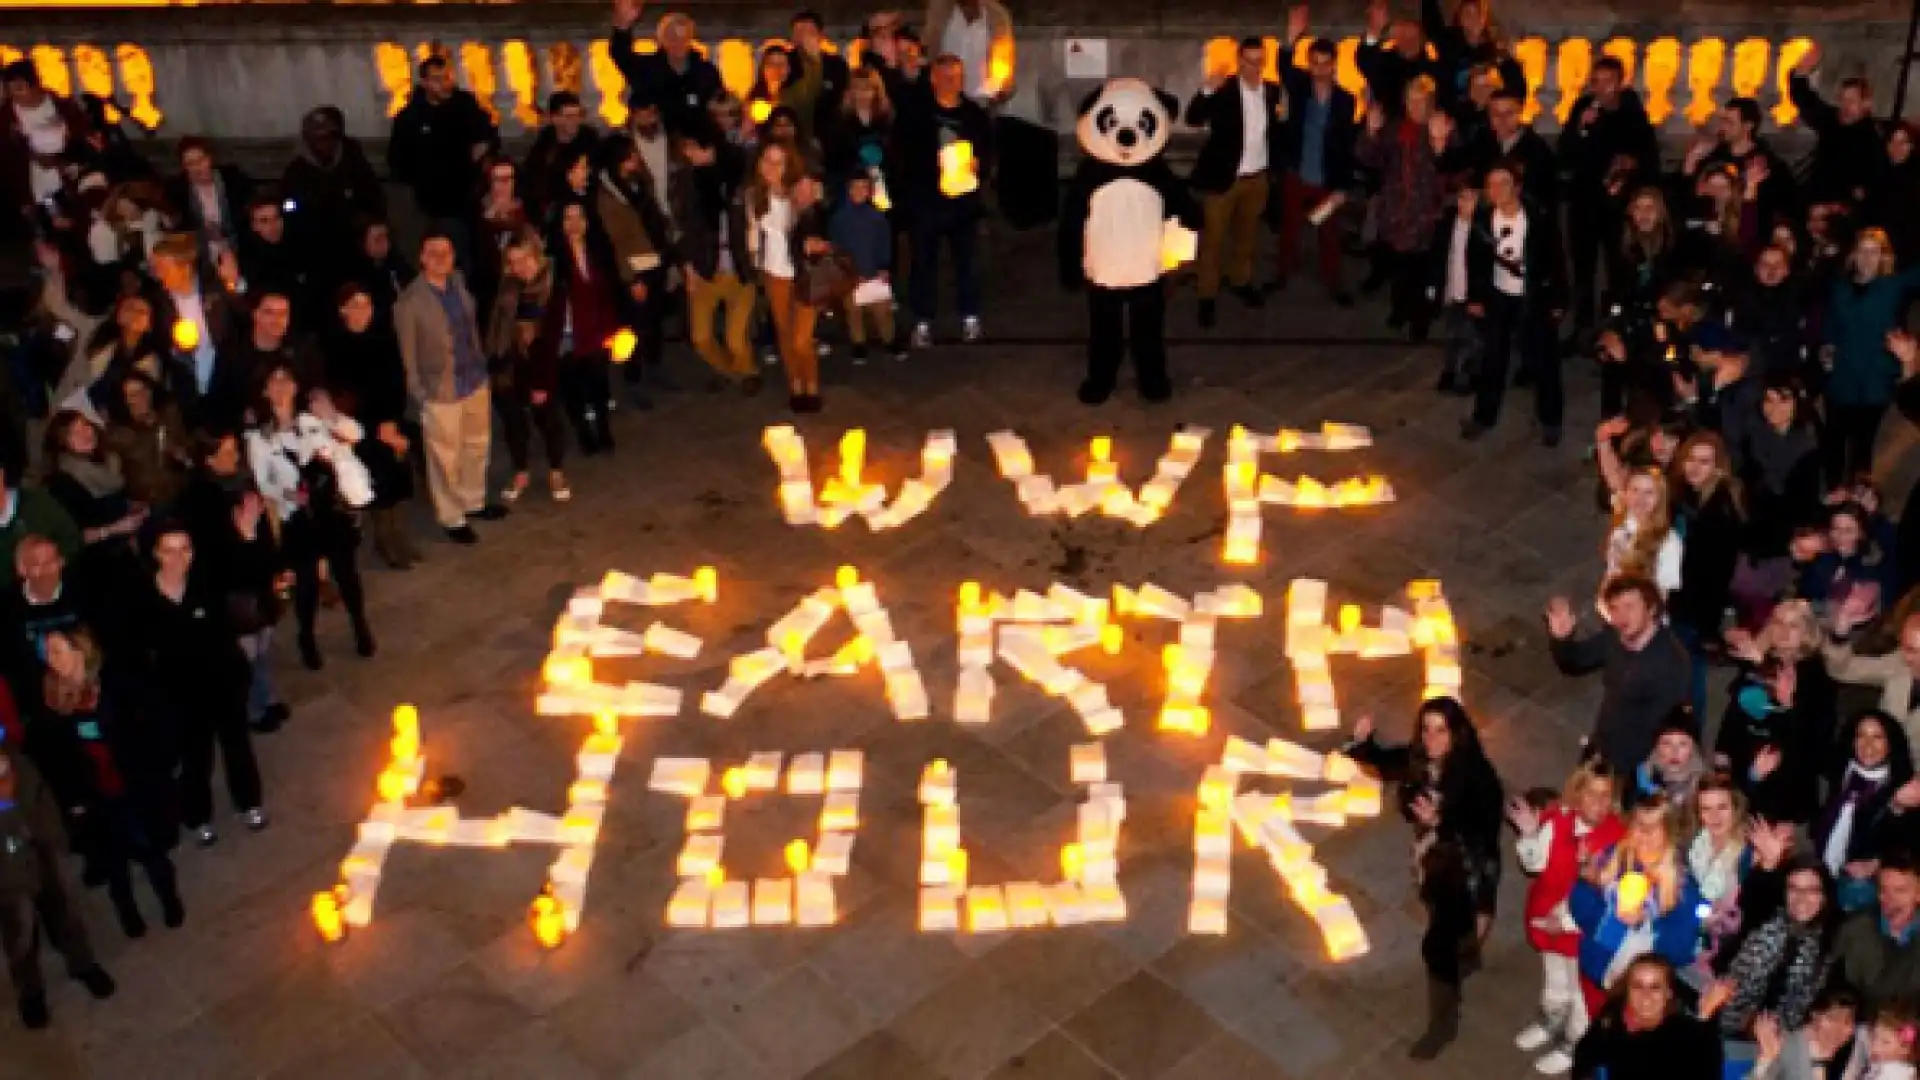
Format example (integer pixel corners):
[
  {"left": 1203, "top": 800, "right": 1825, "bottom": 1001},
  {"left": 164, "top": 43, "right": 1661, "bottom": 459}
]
[
  {"left": 1338, "top": 605, "right": 1362, "bottom": 635},
  {"left": 938, "top": 141, "right": 979, "bottom": 197},
  {"left": 839, "top": 429, "right": 866, "bottom": 486},
  {"left": 592, "top": 710, "right": 619, "bottom": 737},
  {"left": 171, "top": 318, "right": 200, "bottom": 352},
  {"left": 1616, "top": 871, "right": 1650, "bottom": 914},
  {"left": 311, "top": 889, "right": 347, "bottom": 943},
  {"left": 1060, "top": 842, "right": 1084, "bottom": 881},
  {"left": 958, "top": 581, "right": 981, "bottom": 613},
  {"left": 530, "top": 894, "right": 567, "bottom": 948},
  {"left": 606, "top": 328, "right": 637, "bottom": 363},
  {"left": 693, "top": 566, "right": 718, "bottom": 603},
  {"left": 391, "top": 704, "right": 420, "bottom": 762},
  {"left": 836, "top": 564, "right": 859, "bottom": 591},
  {"left": 785, "top": 839, "right": 811, "bottom": 874},
  {"left": 721, "top": 767, "right": 749, "bottom": 800},
  {"left": 1089, "top": 436, "right": 1112, "bottom": 463},
  {"left": 376, "top": 769, "right": 409, "bottom": 804},
  {"left": 749, "top": 98, "right": 774, "bottom": 124},
  {"left": 1099, "top": 623, "right": 1123, "bottom": 655}
]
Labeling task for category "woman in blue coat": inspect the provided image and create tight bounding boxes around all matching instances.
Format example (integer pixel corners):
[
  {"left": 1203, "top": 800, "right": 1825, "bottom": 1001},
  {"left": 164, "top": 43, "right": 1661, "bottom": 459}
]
[{"left": 1819, "top": 227, "right": 1920, "bottom": 486}]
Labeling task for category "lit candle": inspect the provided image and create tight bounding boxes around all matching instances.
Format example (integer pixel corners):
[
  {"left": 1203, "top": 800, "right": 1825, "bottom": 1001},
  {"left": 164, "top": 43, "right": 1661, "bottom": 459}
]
[
  {"left": 1089, "top": 436, "right": 1112, "bottom": 463},
  {"left": 311, "top": 889, "right": 347, "bottom": 943},
  {"left": 376, "top": 769, "right": 409, "bottom": 804},
  {"left": 390, "top": 704, "right": 420, "bottom": 763},
  {"left": 938, "top": 141, "right": 978, "bottom": 197},
  {"left": 721, "top": 767, "right": 749, "bottom": 800},
  {"left": 171, "top": 318, "right": 200, "bottom": 353},
  {"left": 749, "top": 98, "right": 774, "bottom": 124},
  {"left": 785, "top": 839, "right": 811, "bottom": 874},
  {"left": 606, "top": 328, "right": 637, "bottom": 364},
  {"left": 958, "top": 581, "right": 981, "bottom": 613},
  {"left": 1616, "top": 871, "right": 1650, "bottom": 914},
  {"left": 1060, "top": 842, "right": 1084, "bottom": 881},
  {"left": 839, "top": 429, "right": 867, "bottom": 487},
  {"left": 530, "top": 895, "right": 567, "bottom": 948},
  {"left": 946, "top": 847, "right": 969, "bottom": 885},
  {"left": 592, "top": 710, "right": 619, "bottom": 738},
  {"left": 693, "top": 566, "right": 718, "bottom": 603},
  {"left": 1338, "top": 605, "right": 1362, "bottom": 635},
  {"left": 836, "top": 564, "right": 859, "bottom": 591},
  {"left": 1100, "top": 623, "right": 1123, "bottom": 656}
]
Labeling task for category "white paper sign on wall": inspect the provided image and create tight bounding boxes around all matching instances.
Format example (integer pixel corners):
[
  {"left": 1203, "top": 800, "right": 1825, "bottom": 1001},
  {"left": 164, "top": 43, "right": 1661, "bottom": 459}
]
[{"left": 1064, "top": 39, "right": 1108, "bottom": 80}]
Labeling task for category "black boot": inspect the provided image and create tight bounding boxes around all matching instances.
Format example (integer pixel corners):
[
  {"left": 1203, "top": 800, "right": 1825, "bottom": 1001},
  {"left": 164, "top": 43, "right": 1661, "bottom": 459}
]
[
  {"left": 18, "top": 991, "right": 48, "bottom": 1029},
  {"left": 298, "top": 632, "right": 322, "bottom": 671},
  {"left": 1409, "top": 978, "right": 1461, "bottom": 1060},
  {"left": 75, "top": 966, "right": 116, "bottom": 1000},
  {"left": 352, "top": 616, "right": 377, "bottom": 659},
  {"left": 116, "top": 900, "right": 147, "bottom": 939},
  {"left": 160, "top": 887, "right": 186, "bottom": 929}
]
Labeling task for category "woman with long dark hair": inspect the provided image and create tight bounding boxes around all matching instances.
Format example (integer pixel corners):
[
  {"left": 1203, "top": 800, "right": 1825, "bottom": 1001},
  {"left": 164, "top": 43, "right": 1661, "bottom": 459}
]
[
  {"left": 243, "top": 360, "right": 375, "bottom": 669},
  {"left": 542, "top": 196, "right": 623, "bottom": 456},
  {"left": 322, "top": 282, "right": 420, "bottom": 570},
  {"left": 1570, "top": 954, "right": 1723, "bottom": 1077},
  {"left": 1740, "top": 373, "right": 1824, "bottom": 561},
  {"left": 32, "top": 628, "right": 184, "bottom": 934},
  {"left": 1810, "top": 709, "right": 1913, "bottom": 912},
  {"left": 130, "top": 520, "right": 264, "bottom": 849},
  {"left": 1346, "top": 697, "right": 1505, "bottom": 1060},
  {"left": 177, "top": 430, "right": 288, "bottom": 732},
  {"left": 1702, "top": 841, "right": 1839, "bottom": 1043}
]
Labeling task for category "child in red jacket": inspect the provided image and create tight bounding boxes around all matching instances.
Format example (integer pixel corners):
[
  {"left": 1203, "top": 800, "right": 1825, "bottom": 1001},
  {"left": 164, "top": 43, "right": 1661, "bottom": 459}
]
[{"left": 1508, "top": 759, "right": 1625, "bottom": 1074}]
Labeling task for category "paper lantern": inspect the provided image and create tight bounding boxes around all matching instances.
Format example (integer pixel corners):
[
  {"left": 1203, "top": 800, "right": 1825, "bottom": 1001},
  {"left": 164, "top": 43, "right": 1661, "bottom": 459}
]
[
  {"left": 938, "top": 141, "right": 979, "bottom": 198},
  {"left": 1616, "top": 871, "right": 1650, "bottom": 914},
  {"left": 1160, "top": 222, "right": 1198, "bottom": 271},
  {"left": 171, "top": 319, "right": 200, "bottom": 352},
  {"left": 311, "top": 889, "right": 347, "bottom": 943}
]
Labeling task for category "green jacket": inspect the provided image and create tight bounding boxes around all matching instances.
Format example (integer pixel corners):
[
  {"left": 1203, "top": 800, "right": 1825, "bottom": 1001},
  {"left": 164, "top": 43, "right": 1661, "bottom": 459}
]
[
  {"left": 0, "top": 487, "right": 83, "bottom": 581},
  {"left": 1829, "top": 908, "right": 1920, "bottom": 1018}
]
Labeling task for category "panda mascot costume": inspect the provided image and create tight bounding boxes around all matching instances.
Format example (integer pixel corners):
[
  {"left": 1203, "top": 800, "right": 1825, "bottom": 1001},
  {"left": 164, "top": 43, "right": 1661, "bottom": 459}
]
[{"left": 1059, "top": 78, "right": 1200, "bottom": 405}]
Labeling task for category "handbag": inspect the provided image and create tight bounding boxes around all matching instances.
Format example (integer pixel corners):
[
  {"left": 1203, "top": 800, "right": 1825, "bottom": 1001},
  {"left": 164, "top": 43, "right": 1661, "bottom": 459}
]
[{"left": 798, "top": 251, "right": 858, "bottom": 308}]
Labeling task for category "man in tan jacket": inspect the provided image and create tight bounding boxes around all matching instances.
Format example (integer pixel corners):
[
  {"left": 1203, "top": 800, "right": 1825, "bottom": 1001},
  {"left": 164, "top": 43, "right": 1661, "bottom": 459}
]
[
  {"left": 1825, "top": 609, "right": 1920, "bottom": 748},
  {"left": 393, "top": 231, "right": 505, "bottom": 544}
]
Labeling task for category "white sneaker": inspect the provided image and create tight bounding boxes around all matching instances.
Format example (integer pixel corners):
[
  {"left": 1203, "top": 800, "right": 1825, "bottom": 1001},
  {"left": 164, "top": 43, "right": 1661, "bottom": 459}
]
[
  {"left": 762, "top": 351, "right": 780, "bottom": 367},
  {"left": 962, "top": 316, "right": 983, "bottom": 342},
  {"left": 911, "top": 322, "right": 933, "bottom": 349},
  {"left": 816, "top": 340, "right": 832, "bottom": 358},
  {"left": 1533, "top": 1047, "right": 1573, "bottom": 1075},
  {"left": 1514, "top": 1022, "right": 1554, "bottom": 1053}
]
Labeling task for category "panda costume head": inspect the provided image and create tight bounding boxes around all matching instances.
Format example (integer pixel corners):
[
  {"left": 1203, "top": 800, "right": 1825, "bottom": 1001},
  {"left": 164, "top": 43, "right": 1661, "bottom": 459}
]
[{"left": 1076, "top": 78, "right": 1177, "bottom": 168}]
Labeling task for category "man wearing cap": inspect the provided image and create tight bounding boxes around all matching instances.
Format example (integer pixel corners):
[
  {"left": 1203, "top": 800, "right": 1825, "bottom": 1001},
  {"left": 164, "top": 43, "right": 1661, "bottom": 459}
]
[{"left": 609, "top": 0, "right": 723, "bottom": 136}]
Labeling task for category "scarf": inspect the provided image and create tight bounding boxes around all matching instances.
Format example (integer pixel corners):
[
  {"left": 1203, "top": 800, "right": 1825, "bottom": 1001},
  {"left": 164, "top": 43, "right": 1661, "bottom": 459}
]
[
  {"left": 1688, "top": 831, "right": 1746, "bottom": 904},
  {"left": 1720, "top": 912, "right": 1827, "bottom": 1034},
  {"left": 57, "top": 452, "right": 125, "bottom": 499},
  {"left": 1823, "top": 761, "right": 1891, "bottom": 874}
]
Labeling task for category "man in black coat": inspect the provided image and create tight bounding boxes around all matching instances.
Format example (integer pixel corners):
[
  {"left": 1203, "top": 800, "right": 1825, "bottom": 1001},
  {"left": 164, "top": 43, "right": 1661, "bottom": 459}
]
[
  {"left": 609, "top": 0, "right": 723, "bottom": 136},
  {"left": 1185, "top": 37, "right": 1284, "bottom": 326},
  {"left": 521, "top": 91, "right": 603, "bottom": 225},
  {"left": 1456, "top": 89, "right": 1556, "bottom": 207},
  {"left": 280, "top": 106, "right": 386, "bottom": 305},
  {"left": 387, "top": 55, "right": 499, "bottom": 262},
  {"left": 1459, "top": 159, "right": 1568, "bottom": 445},
  {"left": 791, "top": 11, "right": 851, "bottom": 146},
  {"left": 1788, "top": 43, "right": 1889, "bottom": 210},
  {"left": 1702, "top": 97, "right": 1797, "bottom": 232},
  {"left": 1557, "top": 56, "right": 1659, "bottom": 342}
]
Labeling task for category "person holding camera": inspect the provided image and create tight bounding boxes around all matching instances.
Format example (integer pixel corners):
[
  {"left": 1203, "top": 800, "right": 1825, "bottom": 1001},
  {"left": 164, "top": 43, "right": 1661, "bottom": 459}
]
[
  {"left": 1345, "top": 697, "right": 1506, "bottom": 1061},
  {"left": 1458, "top": 159, "right": 1568, "bottom": 446}
]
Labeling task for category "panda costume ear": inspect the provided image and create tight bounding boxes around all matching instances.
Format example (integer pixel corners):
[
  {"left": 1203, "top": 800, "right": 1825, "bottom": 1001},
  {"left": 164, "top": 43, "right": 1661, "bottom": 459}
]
[
  {"left": 1077, "top": 88, "right": 1103, "bottom": 117},
  {"left": 1154, "top": 89, "right": 1178, "bottom": 118}
]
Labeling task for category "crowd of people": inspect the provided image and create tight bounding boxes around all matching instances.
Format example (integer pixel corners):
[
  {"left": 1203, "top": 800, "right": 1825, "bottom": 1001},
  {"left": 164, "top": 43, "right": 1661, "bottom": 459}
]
[{"left": 0, "top": 0, "right": 1919, "bottom": 1069}]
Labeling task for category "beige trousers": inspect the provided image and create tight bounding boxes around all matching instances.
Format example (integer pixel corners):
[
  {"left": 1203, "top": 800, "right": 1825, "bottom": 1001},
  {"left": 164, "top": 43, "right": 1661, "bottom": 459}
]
[{"left": 421, "top": 388, "right": 492, "bottom": 528}]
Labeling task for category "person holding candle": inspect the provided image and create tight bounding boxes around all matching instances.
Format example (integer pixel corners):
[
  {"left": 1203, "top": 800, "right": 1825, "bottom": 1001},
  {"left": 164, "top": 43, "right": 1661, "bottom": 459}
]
[
  {"left": 0, "top": 744, "right": 116, "bottom": 1031},
  {"left": 543, "top": 196, "right": 623, "bottom": 456},
  {"left": 1509, "top": 760, "right": 1625, "bottom": 1073},
  {"left": 898, "top": 53, "right": 992, "bottom": 348},
  {"left": 928, "top": 0, "right": 1016, "bottom": 106},
  {"left": 1567, "top": 793, "right": 1706, "bottom": 1056},
  {"left": 1346, "top": 697, "right": 1505, "bottom": 1060}
]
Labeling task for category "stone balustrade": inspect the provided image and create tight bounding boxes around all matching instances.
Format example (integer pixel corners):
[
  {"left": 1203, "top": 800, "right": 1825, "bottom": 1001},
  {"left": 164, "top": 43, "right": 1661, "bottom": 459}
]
[{"left": 0, "top": 2, "right": 1911, "bottom": 152}]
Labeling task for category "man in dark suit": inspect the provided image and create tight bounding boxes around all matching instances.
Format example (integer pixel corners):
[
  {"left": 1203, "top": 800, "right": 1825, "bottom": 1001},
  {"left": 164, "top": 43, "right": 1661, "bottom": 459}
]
[
  {"left": 1457, "top": 89, "right": 1556, "bottom": 207},
  {"left": 1186, "top": 37, "right": 1285, "bottom": 327},
  {"left": 1276, "top": 27, "right": 1358, "bottom": 305}
]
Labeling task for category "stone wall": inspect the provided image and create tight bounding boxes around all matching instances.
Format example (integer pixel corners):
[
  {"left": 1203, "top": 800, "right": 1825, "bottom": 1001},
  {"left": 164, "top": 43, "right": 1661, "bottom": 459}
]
[{"left": 0, "top": 1, "right": 1914, "bottom": 167}]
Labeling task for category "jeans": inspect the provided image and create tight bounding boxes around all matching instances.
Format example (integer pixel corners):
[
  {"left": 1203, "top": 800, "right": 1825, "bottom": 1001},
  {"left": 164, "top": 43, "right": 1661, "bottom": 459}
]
[
  {"left": 1669, "top": 619, "right": 1712, "bottom": 720},
  {"left": 909, "top": 200, "right": 980, "bottom": 324},
  {"left": 239, "top": 628, "right": 279, "bottom": 719}
]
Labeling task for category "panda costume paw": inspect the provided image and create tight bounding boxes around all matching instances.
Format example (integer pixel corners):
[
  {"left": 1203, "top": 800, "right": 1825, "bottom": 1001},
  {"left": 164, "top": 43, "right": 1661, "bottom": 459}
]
[{"left": 1058, "top": 78, "right": 1201, "bottom": 404}]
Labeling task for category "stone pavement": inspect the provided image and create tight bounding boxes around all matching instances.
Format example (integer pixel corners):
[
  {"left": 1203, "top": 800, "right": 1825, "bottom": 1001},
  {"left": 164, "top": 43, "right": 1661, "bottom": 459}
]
[{"left": 0, "top": 228, "right": 1859, "bottom": 1080}]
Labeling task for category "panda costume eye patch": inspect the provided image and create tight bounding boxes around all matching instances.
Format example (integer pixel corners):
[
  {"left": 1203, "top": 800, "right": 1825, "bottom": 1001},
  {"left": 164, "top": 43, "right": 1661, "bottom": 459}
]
[
  {"left": 1136, "top": 111, "right": 1158, "bottom": 138},
  {"left": 1095, "top": 106, "right": 1118, "bottom": 135}
]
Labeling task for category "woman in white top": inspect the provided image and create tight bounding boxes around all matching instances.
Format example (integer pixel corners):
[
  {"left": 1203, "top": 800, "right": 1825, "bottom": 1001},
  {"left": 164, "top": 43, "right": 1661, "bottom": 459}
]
[
  {"left": 1604, "top": 466, "right": 1685, "bottom": 600},
  {"left": 745, "top": 142, "right": 830, "bottom": 411},
  {"left": 243, "top": 360, "right": 374, "bottom": 670}
]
